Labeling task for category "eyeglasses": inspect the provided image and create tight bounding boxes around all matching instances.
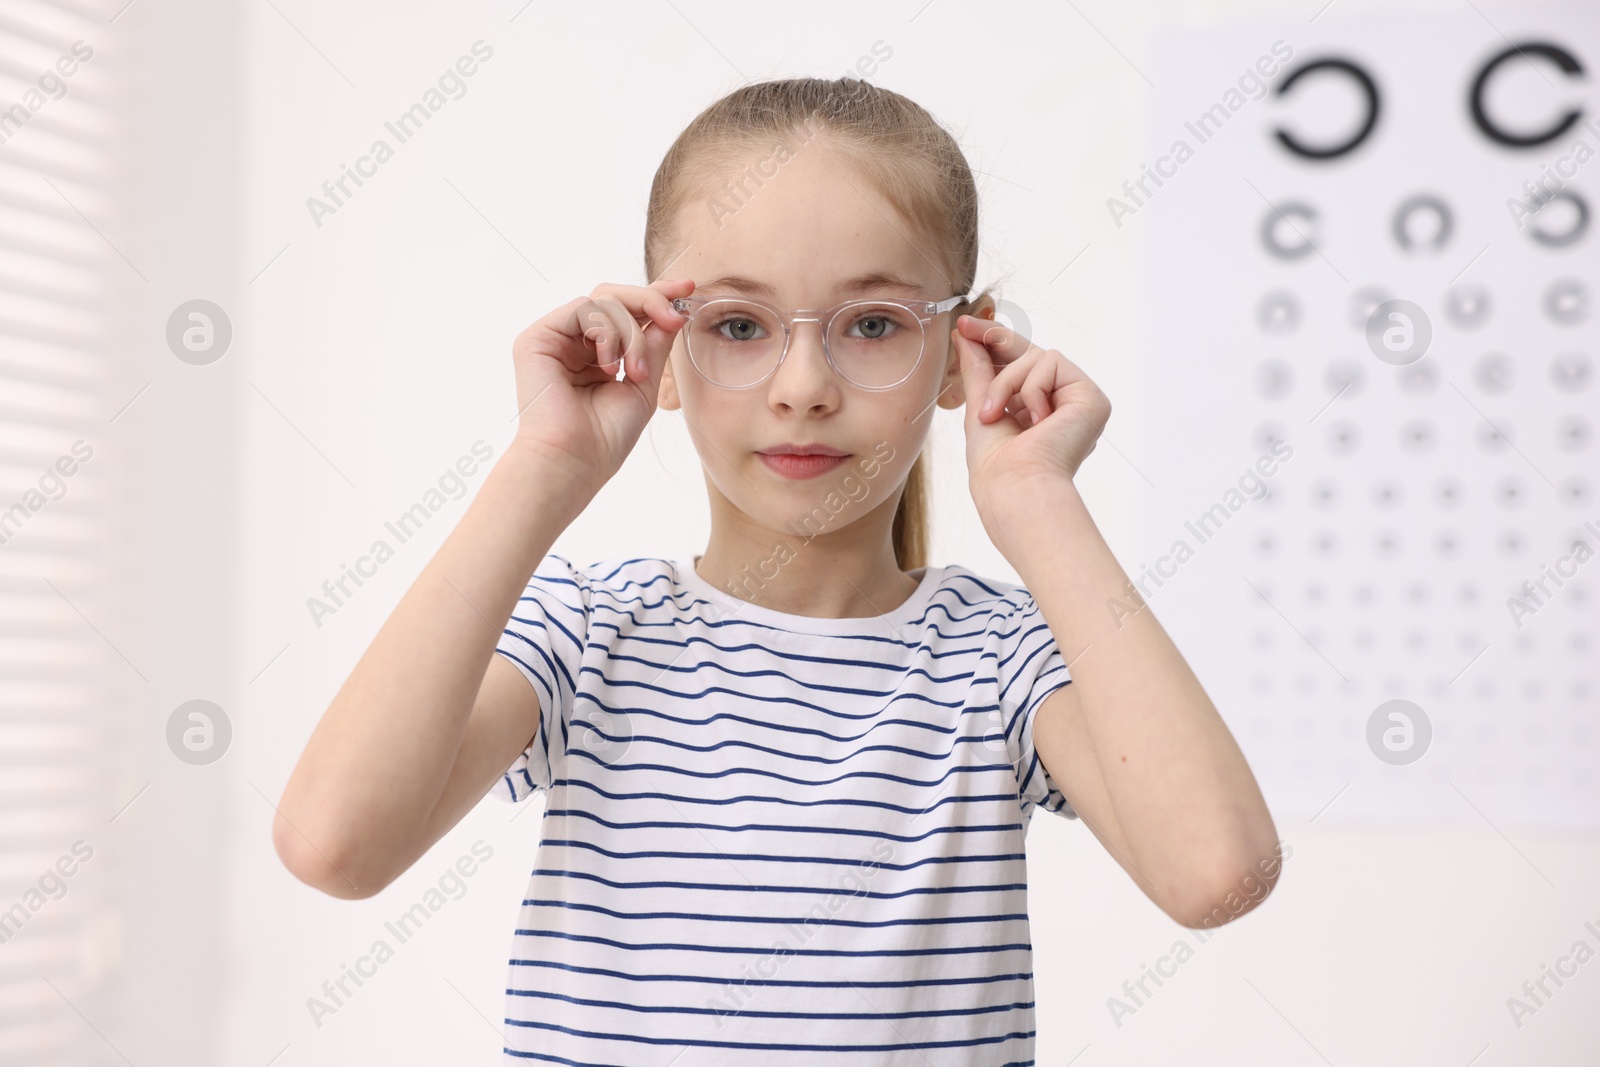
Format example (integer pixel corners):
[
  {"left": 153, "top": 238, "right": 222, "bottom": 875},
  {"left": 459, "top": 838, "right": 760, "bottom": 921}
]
[{"left": 669, "top": 292, "right": 968, "bottom": 390}]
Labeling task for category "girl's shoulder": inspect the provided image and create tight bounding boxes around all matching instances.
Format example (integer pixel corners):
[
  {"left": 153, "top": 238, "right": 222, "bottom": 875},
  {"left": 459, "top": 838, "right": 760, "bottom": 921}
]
[
  {"left": 936, "top": 561, "right": 1034, "bottom": 609},
  {"left": 531, "top": 554, "right": 682, "bottom": 608}
]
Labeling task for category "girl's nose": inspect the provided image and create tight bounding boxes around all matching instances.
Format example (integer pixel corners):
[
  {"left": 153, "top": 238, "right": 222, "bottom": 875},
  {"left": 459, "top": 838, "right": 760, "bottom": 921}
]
[{"left": 767, "top": 320, "right": 839, "bottom": 409}]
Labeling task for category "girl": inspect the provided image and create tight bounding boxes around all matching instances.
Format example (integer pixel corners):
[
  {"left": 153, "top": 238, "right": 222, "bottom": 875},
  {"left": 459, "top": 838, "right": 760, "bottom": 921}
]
[{"left": 275, "top": 77, "right": 1281, "bottom": 1064}]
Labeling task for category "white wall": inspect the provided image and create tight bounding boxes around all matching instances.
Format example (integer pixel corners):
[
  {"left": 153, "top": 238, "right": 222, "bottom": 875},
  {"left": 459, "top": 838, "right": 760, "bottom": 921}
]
[{"left": 82, "top": 0, "right": 1600, "bottom": 1063}]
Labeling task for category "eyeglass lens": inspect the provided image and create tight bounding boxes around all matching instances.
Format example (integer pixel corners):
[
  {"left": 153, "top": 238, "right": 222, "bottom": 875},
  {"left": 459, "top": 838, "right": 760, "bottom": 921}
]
[{"left": 684, "top": 299, "right": 926, "bottom": 389}]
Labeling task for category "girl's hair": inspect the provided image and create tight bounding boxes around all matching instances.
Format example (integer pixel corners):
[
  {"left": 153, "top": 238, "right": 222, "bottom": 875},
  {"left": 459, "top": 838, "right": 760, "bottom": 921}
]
[{"left": 644, "top": 76, "right": 991, "bottom": 573}]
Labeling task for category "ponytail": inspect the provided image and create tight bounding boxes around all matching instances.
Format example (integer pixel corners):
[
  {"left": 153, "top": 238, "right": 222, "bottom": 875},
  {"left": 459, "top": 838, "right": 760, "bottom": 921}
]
[{"left": 891, "top": 449, "right": 930, "bottom": 572}]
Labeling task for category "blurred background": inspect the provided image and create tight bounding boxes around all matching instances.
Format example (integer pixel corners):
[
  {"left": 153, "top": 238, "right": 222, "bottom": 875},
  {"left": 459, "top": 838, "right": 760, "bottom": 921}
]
[{"left": 0, "top": 0, "right": 1596, "bottom": 1063}]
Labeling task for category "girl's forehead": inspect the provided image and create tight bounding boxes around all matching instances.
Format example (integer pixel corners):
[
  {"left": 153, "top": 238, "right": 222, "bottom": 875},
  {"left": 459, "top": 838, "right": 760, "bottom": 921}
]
[
  {"left": 690, "top": 268, "right": 934, "bottom": 302},
  {"left": 675, "top": 149, "right": 913, "bottom": 242},
  {"left": 664, "top": 176, "right": 954, "bottom": 300}
]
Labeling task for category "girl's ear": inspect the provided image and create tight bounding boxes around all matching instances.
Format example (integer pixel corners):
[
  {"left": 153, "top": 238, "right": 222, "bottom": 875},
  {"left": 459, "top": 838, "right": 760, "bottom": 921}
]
[
  {"left": 936, "top": 294, "right": 996, "bottom": 410},
  {"left": 658, "top": 348, "right": 682, "bottom": 411}
]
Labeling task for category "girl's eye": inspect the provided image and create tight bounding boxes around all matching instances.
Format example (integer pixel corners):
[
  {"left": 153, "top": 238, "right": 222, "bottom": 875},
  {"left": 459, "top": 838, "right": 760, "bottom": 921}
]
[
  {"left": 714, "top": 317, "right": 767, "bottom": 342},
  {"left": 846, "top": 312, "right": 902, "bottom": 341}
]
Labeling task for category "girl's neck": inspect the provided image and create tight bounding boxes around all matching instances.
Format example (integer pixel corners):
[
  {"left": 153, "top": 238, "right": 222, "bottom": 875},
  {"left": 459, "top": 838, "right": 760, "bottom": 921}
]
[{"left": 692, "top": 542, "right": 920, "bottom": 620}]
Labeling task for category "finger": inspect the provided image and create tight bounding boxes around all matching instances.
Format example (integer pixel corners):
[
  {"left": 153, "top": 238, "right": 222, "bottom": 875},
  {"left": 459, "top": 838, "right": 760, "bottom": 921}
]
[
  {"left": 641, "top": 288, "right": 689, "bottom": 333},
  {"left": 957, "top": 312, "right": 1037, "bottom": 368},
  {"left": 594, "top": 282, "right": 692, "bottom": 335},
  {"left": 647, "top": 277, "right": 696, "bottom": 300},
  {"left": 581, "top": 310, "right": 619, "bottom": 375},
  {"left": 625, "top": 309, "right": 682, "bottom": 386},
  {"left": 593, "top": 296, "right": 654, "bottom": 377},
  {"left": 1018, "top": 357, "right": 1057, "bottom": 427},
  {"left": 534, "top": 295, "right": 617, "bottom": 378},
  {"left": 952, "top": 326, "right": 997, "bottom": 427},
  {"left": 534, "top": 294, "right": 660, "bottom": 381},
  {"left": 981, "top": 350, "right": 1042, "bottom": 422},
  {"left": 591, "top": 287, "right": 690, "bottom": 379}
]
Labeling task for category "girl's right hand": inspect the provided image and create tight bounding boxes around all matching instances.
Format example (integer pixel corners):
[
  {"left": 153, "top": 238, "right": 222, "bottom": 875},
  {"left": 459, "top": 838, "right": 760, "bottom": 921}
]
[{"left": 507, "top": 278, "right": 694, "bottom": 495}]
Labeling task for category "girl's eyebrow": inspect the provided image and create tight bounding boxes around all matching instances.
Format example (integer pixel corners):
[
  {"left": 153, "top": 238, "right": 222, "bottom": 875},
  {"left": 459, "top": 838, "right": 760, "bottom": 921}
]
[{"left": 698, "top": 271, "right": 928, "bottom": 301}]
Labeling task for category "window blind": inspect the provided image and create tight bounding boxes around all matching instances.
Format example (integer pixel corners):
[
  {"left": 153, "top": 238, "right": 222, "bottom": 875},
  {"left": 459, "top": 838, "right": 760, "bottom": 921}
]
[{"left": 0, "top": 1, "right": 117, "bottom": 1063}]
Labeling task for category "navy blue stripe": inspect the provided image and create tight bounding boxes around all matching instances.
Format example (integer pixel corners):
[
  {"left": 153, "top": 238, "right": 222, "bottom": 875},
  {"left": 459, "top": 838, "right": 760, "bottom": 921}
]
[
  {"left": 589, "top": 576, "right": 1011, "bottom": 623},
  {"left": 590, "top": 653, "right": 986, "bottom": 704},
  {"left": 580, "top": 662, "right": 979, "bottom": 707},
  {"left": 540, "top": 807, "right": 1024, "bottom": 843},
  {"left": 502, "top": 1017, "right": 1035, "bottom": 1053},
  {"left": 599, "top": 637, "right": 979, "bottom": 678},
  {"left": 554, "top": 776, "right": 1019, "bottom": 817},
  {"left": 500, "top": 1050, "right": 625, "bottom": 1067},
  {"left": 511, "top": 927, "right": 1033, "bottom": 958},
  {"left": 519, "top": 897, "right": 1029, "bottom": 930},
  {"left": 507, "top": 957, "right": 1034, "bottom": 990},
  {"left": 506, "top": 985, "right": 1035, "bottom": 1021},
  {"left": 575, "top": 676, "right": 982, "bottom": 725},
  {"left": 601, "top": 621, "right": 998, "bottom": 664},
  {"left": 566, "top": 698, "right": 996, "bottom": 745},
  {"left": 567, "top": 713, "right": 997, "bottom": 766},
  {"left": 586, "top": 589, "right": 1001, "bottom": 645},
  {"left": 537, "top": 837, "right": 1026, "bottom": 871},
  {"left": 525, "top": 868, "right": 1027, "bottom": 899},
  {"left": 500, "top": 1049, "right": 1035, "bottom": 1067},
  {"left": 564, "top": 748, "right": 1018, "bottom": 792}
]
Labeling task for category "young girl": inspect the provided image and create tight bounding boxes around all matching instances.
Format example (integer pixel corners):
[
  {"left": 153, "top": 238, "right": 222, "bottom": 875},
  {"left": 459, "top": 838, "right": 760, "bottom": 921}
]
[{"left": 275, "top": 77, "right": 1281, "bottom": 1064}]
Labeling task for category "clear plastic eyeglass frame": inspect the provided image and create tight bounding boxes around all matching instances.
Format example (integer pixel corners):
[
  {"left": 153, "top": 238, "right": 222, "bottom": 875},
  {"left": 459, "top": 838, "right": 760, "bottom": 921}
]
[{"left": 668, "top": 292, "right": 969, "bottom": 391}]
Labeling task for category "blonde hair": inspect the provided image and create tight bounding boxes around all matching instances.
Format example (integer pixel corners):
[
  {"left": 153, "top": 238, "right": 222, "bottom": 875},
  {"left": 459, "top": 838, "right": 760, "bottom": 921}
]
[{"left": 643, "top": 76, "right": 990, "bottom": 573}]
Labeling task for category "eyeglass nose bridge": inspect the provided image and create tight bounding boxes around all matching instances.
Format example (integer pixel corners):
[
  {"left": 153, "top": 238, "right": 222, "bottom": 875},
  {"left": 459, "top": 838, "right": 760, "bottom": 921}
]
[{"left": 770, "top": 308, "right": 878, "bottom": 390}]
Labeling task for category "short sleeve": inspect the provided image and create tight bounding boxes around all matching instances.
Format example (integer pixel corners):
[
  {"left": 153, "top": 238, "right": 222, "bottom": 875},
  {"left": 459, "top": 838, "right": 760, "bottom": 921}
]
[
  {"left": 996, "top": 592, "right": 1077, "bottom": 821},
  {"left": 491, "top": 553, "right": 590, "bottom": 802}
]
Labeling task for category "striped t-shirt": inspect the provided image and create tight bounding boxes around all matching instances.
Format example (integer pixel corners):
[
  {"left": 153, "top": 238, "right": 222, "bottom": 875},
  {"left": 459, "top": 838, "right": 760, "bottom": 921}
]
[{"left": 491, "top": 553, "right": 1076, "bottom": 1065}]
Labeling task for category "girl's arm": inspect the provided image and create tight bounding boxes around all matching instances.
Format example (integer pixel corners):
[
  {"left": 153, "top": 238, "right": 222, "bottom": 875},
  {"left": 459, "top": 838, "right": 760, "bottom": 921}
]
[
  {"left": 272, "top": 444, "right": 591, "bottom": 898},
  {"left": 951, "top": 313, "right": 1280, "bottom": 927},
  {"left": 274, "top": 278, "right": 692, "bottom": 899},
  {"left": 1001, "top": 478, "right": 1280, "bottom": 928}
]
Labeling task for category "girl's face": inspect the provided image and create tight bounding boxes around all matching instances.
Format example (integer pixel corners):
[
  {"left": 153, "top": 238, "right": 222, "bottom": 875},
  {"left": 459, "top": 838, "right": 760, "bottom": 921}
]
[{"left": 657, "top": 143, "right": 984, "bottom": 553}]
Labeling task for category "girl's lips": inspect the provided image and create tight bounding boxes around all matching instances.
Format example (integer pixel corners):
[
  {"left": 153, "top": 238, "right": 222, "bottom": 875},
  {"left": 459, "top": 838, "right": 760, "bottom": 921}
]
[{"left": 757, "top": 452, "right": 850, "bottom": 479}]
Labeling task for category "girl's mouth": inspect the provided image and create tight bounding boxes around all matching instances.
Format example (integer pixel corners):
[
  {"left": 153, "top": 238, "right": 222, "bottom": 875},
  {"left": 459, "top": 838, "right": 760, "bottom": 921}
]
[{"left": 757, "top": 452, "right": 850, "bottom": 479}]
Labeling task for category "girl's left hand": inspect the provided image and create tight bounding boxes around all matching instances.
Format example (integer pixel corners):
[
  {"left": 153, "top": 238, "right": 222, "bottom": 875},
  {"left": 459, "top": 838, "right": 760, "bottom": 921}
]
[{"left": 952, "top": 312, "right": 1111, "bottom": 508}]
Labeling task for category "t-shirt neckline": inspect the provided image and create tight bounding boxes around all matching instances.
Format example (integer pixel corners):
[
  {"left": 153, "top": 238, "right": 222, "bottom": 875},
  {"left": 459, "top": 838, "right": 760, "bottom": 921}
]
[{"left": 675, "top": 554, "right": 941, "bottom": 636}]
